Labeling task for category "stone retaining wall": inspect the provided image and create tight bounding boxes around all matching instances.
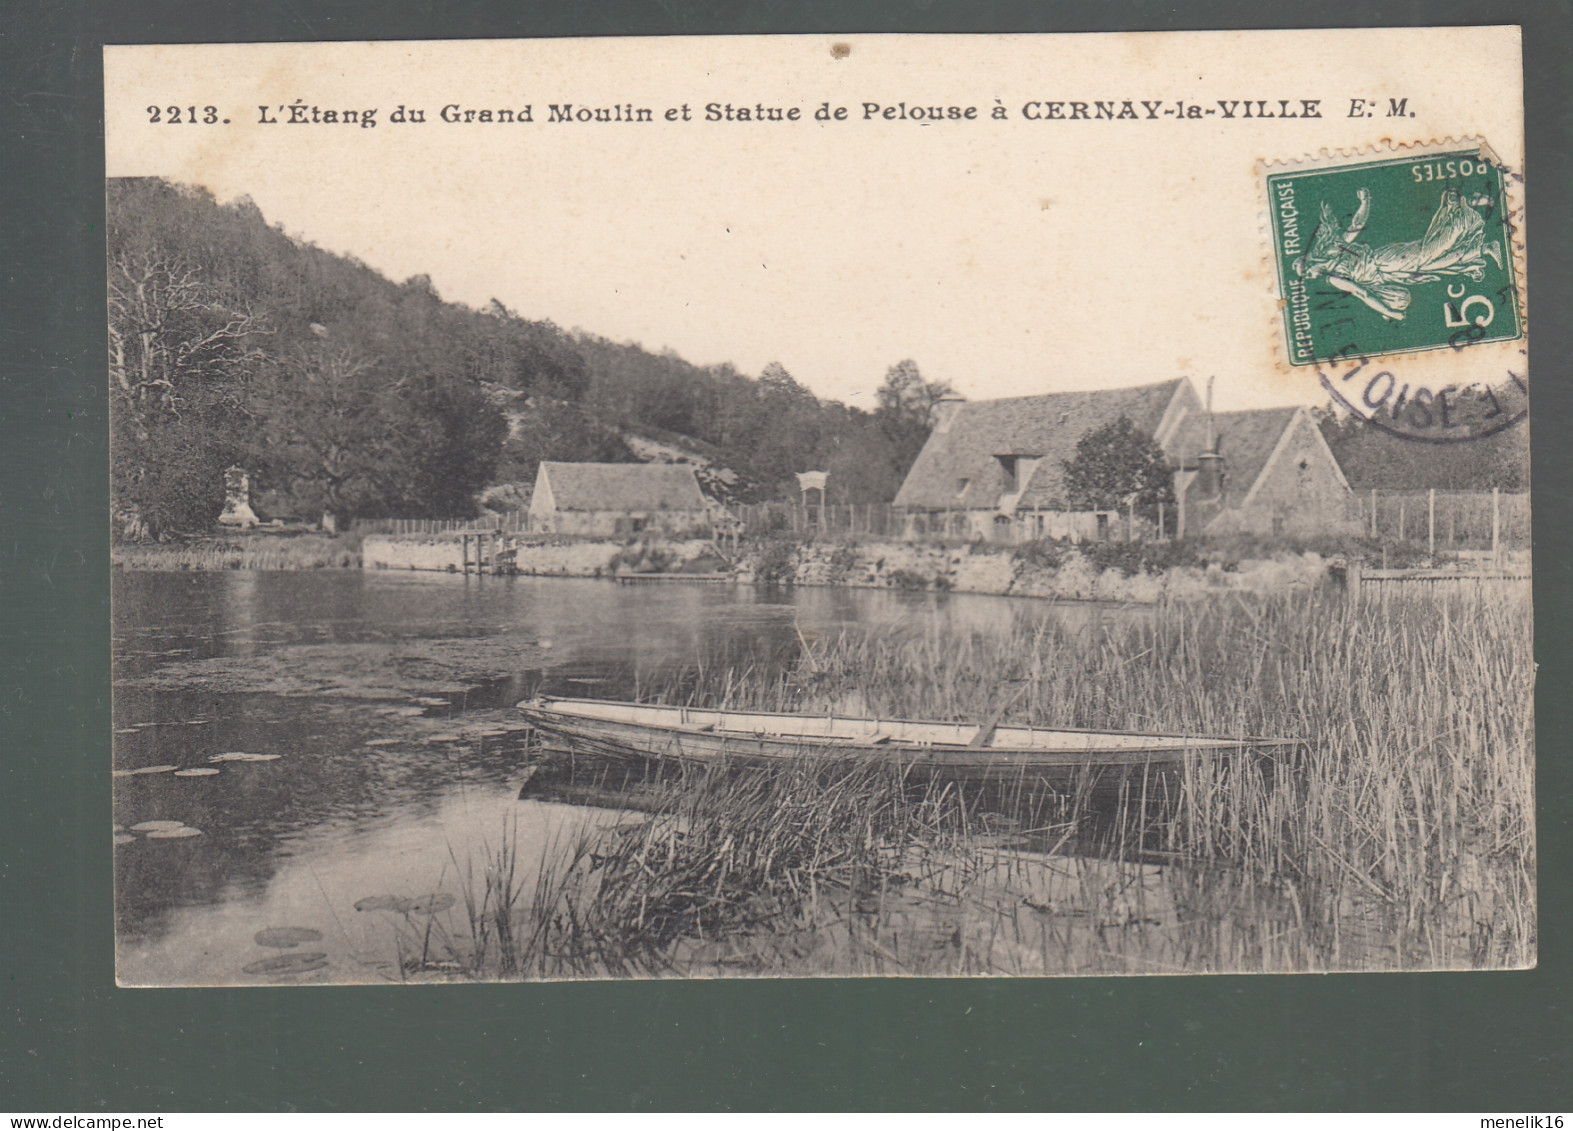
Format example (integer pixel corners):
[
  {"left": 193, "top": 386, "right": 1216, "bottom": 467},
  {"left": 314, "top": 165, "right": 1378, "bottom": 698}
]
[
  {"left": 362, "top": 535, "right": 714, "bottom": 577},
  {"left": 742, "top": 540, "right": 1331, "bottom": 602},
  {"left": 363, "top": 533, "right": 1331, "bottom": 602}
]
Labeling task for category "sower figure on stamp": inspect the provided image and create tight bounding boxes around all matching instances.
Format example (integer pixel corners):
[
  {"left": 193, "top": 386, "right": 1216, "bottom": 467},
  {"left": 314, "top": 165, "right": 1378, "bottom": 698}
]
[{"left": 1294, "top": 187, "right": 1504, "bottom": 321}]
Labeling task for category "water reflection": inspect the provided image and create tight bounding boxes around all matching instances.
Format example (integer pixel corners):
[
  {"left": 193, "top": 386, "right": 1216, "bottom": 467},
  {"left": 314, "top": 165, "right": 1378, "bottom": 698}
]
[{"left": 113, "top": 571, "right": 1147, "bottom": 984}]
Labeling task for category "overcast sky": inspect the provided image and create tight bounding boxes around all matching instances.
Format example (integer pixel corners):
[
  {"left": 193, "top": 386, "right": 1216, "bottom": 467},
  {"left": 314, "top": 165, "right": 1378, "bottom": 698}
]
[{"left": 105, "top": 31, "right": 1522, "bottom": 412}]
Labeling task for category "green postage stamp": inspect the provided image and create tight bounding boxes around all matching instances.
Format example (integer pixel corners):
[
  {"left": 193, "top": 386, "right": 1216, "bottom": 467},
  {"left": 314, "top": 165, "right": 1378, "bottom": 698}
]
[{"left": 1266, "top": 142, "right": 1523, "bottom": 367}]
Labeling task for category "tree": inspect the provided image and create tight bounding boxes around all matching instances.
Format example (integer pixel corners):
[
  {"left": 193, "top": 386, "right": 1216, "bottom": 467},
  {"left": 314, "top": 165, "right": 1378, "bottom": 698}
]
[
  {"left": 108, "top": 250, "right": 271, "bottom": 537},
  {"left": 745, "top": 362, "right": 825, "bottom": 499},
  {"left": 876, "top": 359, "right": 955, "bottom": 472},
  {"left": 494, "top": 397, "right": 635, "bottom": 488},
  {"left": 1061, "top": 416, "right": 1174, "bottom": 522},
  {"left": 249, "top": 346, "right": 415, "bottom": 519},
  {"left": 107, "top": 250, "right": 270, "bottom": 419},
  {"left": 1318, "top": 408, "right": 1528, "bottom": 491}
]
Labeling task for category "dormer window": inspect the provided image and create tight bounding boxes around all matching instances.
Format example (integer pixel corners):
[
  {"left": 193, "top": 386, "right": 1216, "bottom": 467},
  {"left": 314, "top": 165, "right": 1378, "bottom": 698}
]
[
  {"left": 994, "top": 455, "right": 1041, "bottom": 497},
  {"left": 955, "top": 477, "right": 970, "bottom": 497}
]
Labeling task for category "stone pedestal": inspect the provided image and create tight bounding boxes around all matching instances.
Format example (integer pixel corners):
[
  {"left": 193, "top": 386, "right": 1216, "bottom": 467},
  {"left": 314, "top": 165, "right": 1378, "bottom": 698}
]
[{"left": 217, "top": 466, "right": 260, "bottom": 528}]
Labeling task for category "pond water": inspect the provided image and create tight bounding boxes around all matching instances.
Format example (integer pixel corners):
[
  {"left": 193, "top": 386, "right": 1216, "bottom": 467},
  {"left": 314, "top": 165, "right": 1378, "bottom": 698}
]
[{"left": 112, "top": 570, "right": 1138, "bottom": 984}]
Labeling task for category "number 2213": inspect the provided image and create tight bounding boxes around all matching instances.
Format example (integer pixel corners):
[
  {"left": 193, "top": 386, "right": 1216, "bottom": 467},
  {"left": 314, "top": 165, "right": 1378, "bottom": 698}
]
[{"left": 147, "top": 106, "right": 220, "bottom": 123}]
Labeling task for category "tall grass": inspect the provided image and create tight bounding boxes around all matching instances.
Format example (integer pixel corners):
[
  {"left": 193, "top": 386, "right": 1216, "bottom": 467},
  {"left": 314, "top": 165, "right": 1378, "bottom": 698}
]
[
  {"left": 113, "top": 533, "right": 362, "bottom": 570},
  {"left": 424, "top": 582, "right": 1534, "bottom": 977}
]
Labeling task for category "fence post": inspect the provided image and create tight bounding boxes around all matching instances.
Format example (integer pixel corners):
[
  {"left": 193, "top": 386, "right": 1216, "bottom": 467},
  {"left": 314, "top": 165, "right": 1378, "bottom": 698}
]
[
  {"left": 1428, "top": 488, "right": 1435, "bottom": 557},
  {"left": 1398, "top": 502, "right": 1406, "bottom": 542},
  {"left": 1370, "top": 488, "right": 1377, "bottom": 538},
  {"left": 1492, "top": 487, "right": 1501, "bottom": 560}
]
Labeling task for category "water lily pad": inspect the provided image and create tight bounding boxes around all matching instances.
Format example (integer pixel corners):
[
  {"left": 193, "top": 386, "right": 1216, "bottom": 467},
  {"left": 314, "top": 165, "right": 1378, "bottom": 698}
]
[
  {"left": 242, "top": 952, "right": 329, "bottom": 976},
  {"left": 131, "top": 820, "right": 186, "bottom": 832},
  {"left": 174, "top": 767, "right": 220, "bottom": 777},
  {"left": 412, "top": 697, "right": 449, "bottom": 707},
  {"left": 391, "top": 706, "right": 426, "bottom": 717},
  {"left": 354, "top": 895, "right": 406, "bottom": 912},
  {"left": 396, "top": 893, "right": 456, "bottom": 915},
  {"left": 363, "top": 738, "right": 401, "bottom": 748},
  {"left": 146, "top": 826, "right": 202, "bottom": 839},
  {"left": 111, "top": 770, "right": 134, "bottom": 778},
  {"left": 114, "top": 728, "right": 140, "bottom": 735},
  {"left": 254, "top": 926, "right": 324, "bottom": 949},
  {"left": 113, "top": 834, "right": 136, "bottom": 846},
  {"left": 113, "top": 824, "right": 124, "bottom": 833},
  {"left": 208, "top": 752, "right": 282, "bottom": 763},
  {"left": 130, "top": 765, "right": 179, "bottom": 775}
]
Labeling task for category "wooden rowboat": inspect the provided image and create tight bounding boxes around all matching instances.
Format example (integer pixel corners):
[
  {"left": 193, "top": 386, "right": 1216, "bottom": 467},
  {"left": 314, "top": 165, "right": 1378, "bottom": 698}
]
[{"left": 516, "top": 696, "right": 1301, "bottom": 795}]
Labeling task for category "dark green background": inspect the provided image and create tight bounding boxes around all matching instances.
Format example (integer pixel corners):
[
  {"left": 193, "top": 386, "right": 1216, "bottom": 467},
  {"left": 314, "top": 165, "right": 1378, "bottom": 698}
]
[{"left": 4, "top": 1, "right": 1570, "bottom": 1112}]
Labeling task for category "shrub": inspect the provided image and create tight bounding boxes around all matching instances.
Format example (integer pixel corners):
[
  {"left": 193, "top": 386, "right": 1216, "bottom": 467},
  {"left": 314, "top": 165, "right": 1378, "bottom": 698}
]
[
  {"left": 886, "top": 568, "right": 932, "bottom": 590},
  {"left": 827, "top": 543, "right": 861, "bottom": 574},
  {"left": 1012, "top": 537, "right": 1074, "bottom": 570},
  {"left": 607, "top": 538, "right": 676, "bottom": 573},
  {"left": 754, "top": 538, "right": 799, "bottom": 585},
  {"left": 1078, "top": 539, "right": 1202, "bottom": 577}
]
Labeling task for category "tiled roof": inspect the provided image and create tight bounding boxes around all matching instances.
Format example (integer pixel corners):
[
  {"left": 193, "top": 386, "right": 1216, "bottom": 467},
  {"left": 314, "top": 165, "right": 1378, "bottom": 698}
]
[
  {"left": 1169, "top": 406, "right": 1302, "bottom": 507},
  {"left": 894, "top": 379, "right": 1188, "bottom": 510},
  {"left": 536, "top": 462, "right": 708, "bottom": 512}
]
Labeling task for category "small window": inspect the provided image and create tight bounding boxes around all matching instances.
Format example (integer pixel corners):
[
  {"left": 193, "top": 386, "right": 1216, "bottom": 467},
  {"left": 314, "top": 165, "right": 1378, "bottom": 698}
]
[{"left": 955, "top": 477, "right": 970, "bottom": 497}]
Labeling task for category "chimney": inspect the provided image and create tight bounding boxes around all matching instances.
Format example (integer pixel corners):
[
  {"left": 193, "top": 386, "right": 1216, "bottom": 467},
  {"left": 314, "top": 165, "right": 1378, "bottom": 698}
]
[
  {"left": 1194, "top": 376, "right": 1223, "bottom": 499},
  {"left": 1195, "top": 450, "right": 1225, "bottom": 500},
  {"left": 931, "top": 394, "right": 967, "bottom": 433},
  {"left": 1203, "top": 375, "right": 1215, "bottom": 452}
]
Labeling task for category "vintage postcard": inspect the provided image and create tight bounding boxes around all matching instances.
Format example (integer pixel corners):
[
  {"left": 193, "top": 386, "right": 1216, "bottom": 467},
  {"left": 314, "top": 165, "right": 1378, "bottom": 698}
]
[{"left": 106, "top": 30, "right": 1532, "bottom": 985}]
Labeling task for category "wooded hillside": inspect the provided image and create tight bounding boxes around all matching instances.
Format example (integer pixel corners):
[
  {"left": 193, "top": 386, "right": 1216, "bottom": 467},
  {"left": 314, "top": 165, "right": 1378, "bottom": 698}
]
[
  {"left": 1318, "top": 410, "right": 1528, "bottom": 491},
  {"left": 108, "top": 178, "right": 949, "bottom": 538}
]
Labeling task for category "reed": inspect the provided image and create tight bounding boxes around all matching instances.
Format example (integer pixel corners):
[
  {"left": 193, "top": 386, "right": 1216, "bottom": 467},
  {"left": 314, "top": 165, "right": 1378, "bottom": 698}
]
[
  {"left": 113, "top": 534, "right": 362, "bottom": 571},
  {"left": 433, "top": 582, "right": 1533, "bottom": 977}
]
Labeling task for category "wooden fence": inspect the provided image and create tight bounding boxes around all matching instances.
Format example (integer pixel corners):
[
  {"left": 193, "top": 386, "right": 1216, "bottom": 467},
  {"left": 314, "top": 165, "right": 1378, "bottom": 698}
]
[
  {"left": 352, "top": 490, "right": 1528, "bottom": 551},
  {"left": 1352, "top": 489, "right": 1528, "bottom": 552},
  {"left": 351, "top": 513, "right": 530, "bottom": 536},
  {"left": 727, "top": 502, "right": 903, "bottom": 538}
]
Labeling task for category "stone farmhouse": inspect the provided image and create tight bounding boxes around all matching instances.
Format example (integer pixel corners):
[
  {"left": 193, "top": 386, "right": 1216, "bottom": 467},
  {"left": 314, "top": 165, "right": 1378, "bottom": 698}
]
[
  {"left": 529, "top": 461, "right": 712, "bottom": 537},
  {"left": 1169, "top": 405, "right": 1353, "bottom": 537},
  {"left": 892, "top": 377, "right": 1353, "bottom": 541}
]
